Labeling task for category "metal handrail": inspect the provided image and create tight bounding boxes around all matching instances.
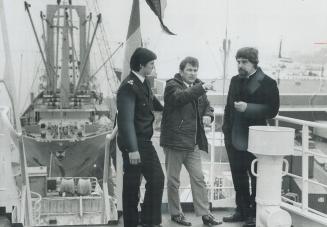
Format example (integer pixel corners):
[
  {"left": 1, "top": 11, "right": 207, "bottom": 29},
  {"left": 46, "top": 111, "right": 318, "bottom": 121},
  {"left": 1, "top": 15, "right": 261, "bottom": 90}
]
[
  {"left": 274, "top": 115, "right": 327, "bottom": 222},
  {"left": 102, "top": 126, "right": 118, "bottom": 223},
  {"left": 31, "top": 191, "right": 42, "bottom": 225},
  {"left": 1, "top": 107, "right": 34, "bottom": 225},
  {"left": 276, "top": 115, "right": 327, "bottom": 129}
]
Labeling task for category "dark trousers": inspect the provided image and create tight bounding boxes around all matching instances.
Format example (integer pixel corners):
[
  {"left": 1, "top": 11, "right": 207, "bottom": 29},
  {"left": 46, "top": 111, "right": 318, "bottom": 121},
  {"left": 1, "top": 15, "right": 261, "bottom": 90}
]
[
  {"left": 121, "top": 141, "right": 164, "bottom": 227},
  {"left": 225, "top": 142, "right": 257, "bottom": 218}
]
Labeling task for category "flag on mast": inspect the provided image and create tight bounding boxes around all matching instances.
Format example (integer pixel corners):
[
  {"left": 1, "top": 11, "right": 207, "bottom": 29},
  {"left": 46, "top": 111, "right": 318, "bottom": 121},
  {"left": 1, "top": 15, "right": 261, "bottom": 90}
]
[
  {"left": 121, "top": 0, "right": 142, "bottom": 80},
  {"left": 121, "top": 0, "right": 174, "bottom": 81},
  {"left": 145, "top": 0, "right": 175, "bottom": 35}
]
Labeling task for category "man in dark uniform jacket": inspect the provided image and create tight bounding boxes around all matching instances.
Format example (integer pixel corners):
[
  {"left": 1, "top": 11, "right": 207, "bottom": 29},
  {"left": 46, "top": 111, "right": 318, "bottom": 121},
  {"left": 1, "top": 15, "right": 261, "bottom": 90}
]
[
  {"left": 160, "top": 57, "right": 221, "bottom": 226},
  {"left": 117, "top": 47, "right": 164, "bottom": 227},
  {"left": 222, "top": 47, "right": 280, "bottom": 227}
]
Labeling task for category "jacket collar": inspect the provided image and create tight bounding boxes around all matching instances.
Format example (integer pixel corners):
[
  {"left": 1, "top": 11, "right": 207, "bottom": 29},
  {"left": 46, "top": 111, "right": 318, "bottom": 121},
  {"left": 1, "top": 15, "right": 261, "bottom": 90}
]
[
  {"left": 237, "top": 67, "right": 265, "bottom": 95},
  {"left": 132, "top": 70, "right": 145, "bottom": 83},
  {"left": 172, "top": 73, "right": 203, "bottom": 88},
  {"left": 130, "top": 72, "right": 151, "bottom": 97}
]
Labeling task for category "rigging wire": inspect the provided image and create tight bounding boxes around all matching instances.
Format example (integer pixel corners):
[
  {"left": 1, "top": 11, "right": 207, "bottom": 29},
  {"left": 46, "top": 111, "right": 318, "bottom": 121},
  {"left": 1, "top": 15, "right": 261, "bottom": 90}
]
[
  {"left": 94, "top": 0, "right": 120, "bottom": 85},
  {"left": 21, "top": 59, "right": 43, "bottom": 113},
  {"left": 85, "top": 1, "right": 118, "bottom": 98},
  {"left": 92, "top": 0, "right": 120, "bottom": 84},
  {"left": 18, "top": 53, "right": 23, "bottom": 111}
]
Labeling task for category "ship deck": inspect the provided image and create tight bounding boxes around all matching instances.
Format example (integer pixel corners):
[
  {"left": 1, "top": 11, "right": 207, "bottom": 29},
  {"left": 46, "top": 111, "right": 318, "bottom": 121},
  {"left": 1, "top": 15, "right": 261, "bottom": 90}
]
[
  {"left": 124, "top": 209, "right": 243, "bottom": 227},
  {"left": 34, "top": 209, "right": 242, "bottom": 227},
  {"left": 114, "top": 209, "right": 241, "bottom": 227}
]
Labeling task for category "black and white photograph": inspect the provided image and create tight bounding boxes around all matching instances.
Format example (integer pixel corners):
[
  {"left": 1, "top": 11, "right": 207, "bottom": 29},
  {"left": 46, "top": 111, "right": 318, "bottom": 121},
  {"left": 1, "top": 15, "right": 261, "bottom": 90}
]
[{"left": 1, "top": 0, "right": 327, "bottom": 226}]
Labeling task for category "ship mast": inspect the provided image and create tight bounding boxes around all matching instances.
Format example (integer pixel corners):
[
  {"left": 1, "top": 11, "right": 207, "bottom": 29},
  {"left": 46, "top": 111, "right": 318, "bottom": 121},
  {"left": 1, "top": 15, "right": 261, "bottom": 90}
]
[
  {"left": 25, "top": 1, "right": 104, "bottom": 109},
  {"left": 25, "top": 1, "right": 55, "bottom": 94},
  {"left": 278, "top": 39, "right": 283, "bottom": 59},
  {"left": 60, "top": 9, "right": 70, "bottom": 108},
  {"left": 222, "top": 28, "right": 231, "bottom": 98}
]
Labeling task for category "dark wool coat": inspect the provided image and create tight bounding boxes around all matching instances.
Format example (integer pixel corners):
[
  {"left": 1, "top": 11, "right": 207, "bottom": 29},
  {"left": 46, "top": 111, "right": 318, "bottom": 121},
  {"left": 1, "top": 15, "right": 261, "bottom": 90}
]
[{"left": 222, "top": 67, "right": 280, "bottom": 151}]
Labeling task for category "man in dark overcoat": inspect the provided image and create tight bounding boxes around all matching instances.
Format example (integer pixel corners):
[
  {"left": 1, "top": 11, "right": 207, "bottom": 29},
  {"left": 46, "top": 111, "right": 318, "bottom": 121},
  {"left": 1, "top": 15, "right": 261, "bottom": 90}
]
[
  {"left": 222, "top": 47, "right": 280, "bottom": 227},
  {"left": 117, "top": 47, "right": 164, "bottom": 227}
]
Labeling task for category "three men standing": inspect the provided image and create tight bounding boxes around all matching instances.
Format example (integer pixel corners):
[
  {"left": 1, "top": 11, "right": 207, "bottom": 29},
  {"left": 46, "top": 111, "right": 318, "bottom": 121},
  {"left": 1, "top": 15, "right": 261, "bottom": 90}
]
[
  {"left": 117, "top": 47, "right": 280, "bottom": 227},
  {"left": 222, "top": 47, "right": 280, "bottom": 227},
  {"left": 117, "top": 47, "right": 164, "bottom": 227},
  {"left": 160, "top": 57, "right": 221, "bottom": 226}
]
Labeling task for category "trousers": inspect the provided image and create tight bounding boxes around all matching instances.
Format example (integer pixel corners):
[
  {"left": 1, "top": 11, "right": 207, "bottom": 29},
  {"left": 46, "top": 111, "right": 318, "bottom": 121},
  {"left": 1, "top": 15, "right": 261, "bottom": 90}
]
[
  {"left": 225, "top": 142, "right": 256, "bottom": 217},
  {"left": 164, "top": 146, "right": 210, "bottom": 216},
  {"left": 122, "top": 141, "right": 164, "bottom": 227}
]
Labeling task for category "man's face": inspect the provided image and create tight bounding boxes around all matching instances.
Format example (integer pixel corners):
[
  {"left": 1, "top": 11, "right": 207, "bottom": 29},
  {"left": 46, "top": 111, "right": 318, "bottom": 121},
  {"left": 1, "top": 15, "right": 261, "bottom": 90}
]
[
  {"left": 180, "top": 63, "right": 198, "bottom": 84},
  {"left": 237, "top": 58, "right": 255, "bottom": 77},
  {"left": 140, "top": 60, "right": 155, "bottom": 76}
]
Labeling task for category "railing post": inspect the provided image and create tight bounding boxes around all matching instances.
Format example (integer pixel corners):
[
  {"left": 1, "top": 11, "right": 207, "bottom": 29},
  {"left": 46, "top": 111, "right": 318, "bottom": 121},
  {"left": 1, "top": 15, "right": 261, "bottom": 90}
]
[
  {"left": 0, "top": 134, "right": 5, "bottom": 192},
  {"left": 301, "top": 125, "right": 309, "bottom": 211},
  {"left": 103, "top": 134, "right": 110, "bottom": 223},
  {"left": 103, "top": 127, "right": 118, "bottom": 223},
  {"left": 18, "top": 135, "right": 34, "bottom": 226},
  {"left": 209, "top": 116, "right": 216, "bottom": 205}
]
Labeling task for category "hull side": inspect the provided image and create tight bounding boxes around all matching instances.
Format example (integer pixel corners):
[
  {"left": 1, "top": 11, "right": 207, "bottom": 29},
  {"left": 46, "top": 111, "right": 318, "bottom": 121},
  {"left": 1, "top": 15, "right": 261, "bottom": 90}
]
[{"left": 23, "top": 132, "right": 108, "bottom": 177}]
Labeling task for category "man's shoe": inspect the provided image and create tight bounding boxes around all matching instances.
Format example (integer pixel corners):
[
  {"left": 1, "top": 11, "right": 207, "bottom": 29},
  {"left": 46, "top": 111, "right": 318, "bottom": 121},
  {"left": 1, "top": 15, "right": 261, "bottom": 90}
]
[
  {"left": 222, "top": 211, "right": 246, "bottom": 222},
  {"left": 242, "top": 216, "right": 256, "bottom": 227},
  {"left": 202, "top": 214, "right": 222, "bottom": 226},
  {"left": 142, "top": 224, "right": 162, "bottom": 227},
  {"left": 171, "top": 214, "right": 192, "bottom": 226}
]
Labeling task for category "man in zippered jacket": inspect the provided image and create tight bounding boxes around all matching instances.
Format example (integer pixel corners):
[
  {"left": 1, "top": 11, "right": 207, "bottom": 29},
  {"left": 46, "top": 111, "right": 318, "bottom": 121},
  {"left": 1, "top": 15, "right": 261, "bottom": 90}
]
[{"left": 160, "top": 57, "right": 221, "bottom": 226}]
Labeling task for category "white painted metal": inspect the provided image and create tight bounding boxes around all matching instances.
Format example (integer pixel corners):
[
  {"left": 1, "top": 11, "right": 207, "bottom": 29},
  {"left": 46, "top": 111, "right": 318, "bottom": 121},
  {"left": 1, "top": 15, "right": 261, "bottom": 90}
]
[
  {"left": 209, "top": 116, "right": 215, "bottom": 203},
  {"left": 301, "top": 125, "right": 309, "bottom": 211},
  {"left": 103, "top": 128, "right": 118, "bottom": 223},
  {"left": 248, "top": 126, "right": 294, "bottom": 227}
]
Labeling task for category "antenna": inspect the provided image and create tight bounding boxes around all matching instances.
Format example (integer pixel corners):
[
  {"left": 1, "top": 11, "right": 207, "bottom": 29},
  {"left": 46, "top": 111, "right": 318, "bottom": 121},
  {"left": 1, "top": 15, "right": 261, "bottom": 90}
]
[{"left": 278, "top": 39, "right": 282, "bottom": 59}]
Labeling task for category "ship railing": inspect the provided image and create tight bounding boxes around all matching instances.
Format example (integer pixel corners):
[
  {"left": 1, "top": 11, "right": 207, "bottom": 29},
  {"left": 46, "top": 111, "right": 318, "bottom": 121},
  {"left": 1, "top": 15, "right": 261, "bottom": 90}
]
[
  {"left": 103, "top": 126, "right": 118, "bottom": 224},
  {"left": 0, "top": 107, "right": 34, "bottom": 226},
  {"left": 113, "top": 110, "right": 327, "bottom": 225},
  {"left": 31, "top": 191, "right": 42, "bottom": 225},
  {"left": 274, "top": 115, "right": 327, "bottom": 226},
  {"left": 138, "top": 114, "right": 236, "bottom": 208}
]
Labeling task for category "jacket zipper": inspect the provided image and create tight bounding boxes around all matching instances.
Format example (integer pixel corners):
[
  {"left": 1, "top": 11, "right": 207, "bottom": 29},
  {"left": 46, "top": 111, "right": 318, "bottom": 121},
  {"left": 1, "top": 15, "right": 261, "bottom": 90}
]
[
  {"left": 194, "top": 99, "right": 198, "bottom": 144},
  {"left": 178, "top": 120, "right": 184, "bottom": 128}
]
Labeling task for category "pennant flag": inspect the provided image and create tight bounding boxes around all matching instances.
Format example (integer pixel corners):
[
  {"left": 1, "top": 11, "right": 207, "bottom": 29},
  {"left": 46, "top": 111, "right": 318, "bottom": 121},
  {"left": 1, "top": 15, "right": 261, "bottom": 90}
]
[
  {"left": 121, "top": 0, "right": 142, "bottom": 80},
  {"left": 145, "top": 0, "right": 175, "bottom": 35}
]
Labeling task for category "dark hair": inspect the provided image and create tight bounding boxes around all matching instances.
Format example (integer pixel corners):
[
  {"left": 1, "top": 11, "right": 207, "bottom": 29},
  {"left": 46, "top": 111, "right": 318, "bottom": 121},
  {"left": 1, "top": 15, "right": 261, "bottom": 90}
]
[
  {"left": 130, "top": 61, "right": 142, "bottom": 71},
  {"left": 235, "top": 47, "right": 259, "bottom": 68},
  {"left": 130, "top": 47, "right": 157, "bottom": 71},
  {"left": 179, "top": 56, "right": 199, "bottom": 71}
]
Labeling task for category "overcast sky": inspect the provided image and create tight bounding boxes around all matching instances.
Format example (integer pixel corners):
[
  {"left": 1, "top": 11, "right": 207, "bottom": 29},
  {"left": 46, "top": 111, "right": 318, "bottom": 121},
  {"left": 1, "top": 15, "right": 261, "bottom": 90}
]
[{"left": 1, "top": 0, "right": 327, "bottom": 107}]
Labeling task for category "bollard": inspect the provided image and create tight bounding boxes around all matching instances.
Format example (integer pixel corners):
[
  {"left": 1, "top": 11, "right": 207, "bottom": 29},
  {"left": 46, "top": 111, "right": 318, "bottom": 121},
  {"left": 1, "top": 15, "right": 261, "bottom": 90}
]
[{"left": 248, "top": 126, "right": 294, "bottom": 227}]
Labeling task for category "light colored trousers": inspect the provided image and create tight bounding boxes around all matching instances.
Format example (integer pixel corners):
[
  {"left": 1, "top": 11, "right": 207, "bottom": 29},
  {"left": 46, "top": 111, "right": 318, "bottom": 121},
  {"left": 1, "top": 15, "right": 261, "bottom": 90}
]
[{"left": 164, "top": 146, "right": 210, "bottom": 216}]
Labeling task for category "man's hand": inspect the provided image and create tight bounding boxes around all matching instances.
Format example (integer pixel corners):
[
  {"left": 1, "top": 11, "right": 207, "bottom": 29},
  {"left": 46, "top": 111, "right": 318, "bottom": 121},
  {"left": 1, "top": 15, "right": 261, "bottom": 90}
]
[
  {"left": 202, "top": 83, "right": 213, "bottom": 91},
  {"left": 128, "top": 151, "right": 141, "bottom": 165},
  {"left": 203, "top": 116, "right": 212, "bottom": 127},
  {"left": 234, "top": 101, "right": 247, "bottom": 112}
]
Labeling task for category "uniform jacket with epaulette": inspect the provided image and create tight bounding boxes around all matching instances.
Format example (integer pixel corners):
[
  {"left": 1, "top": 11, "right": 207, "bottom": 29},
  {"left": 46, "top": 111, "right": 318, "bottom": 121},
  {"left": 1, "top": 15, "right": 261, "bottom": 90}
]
[{"left": 117, "top": 72, "right": 163, "bottom": 153}]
